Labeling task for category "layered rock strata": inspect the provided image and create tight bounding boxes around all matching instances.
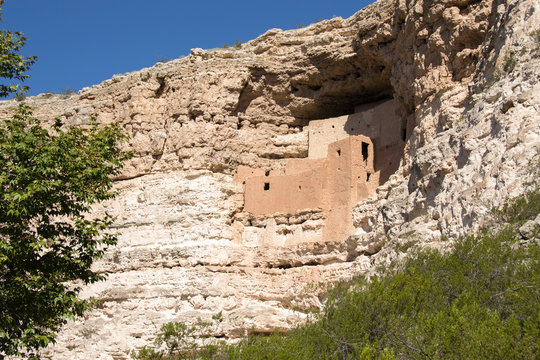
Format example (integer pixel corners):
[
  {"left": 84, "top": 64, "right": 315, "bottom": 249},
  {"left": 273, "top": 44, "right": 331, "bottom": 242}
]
[{"left": 0, "top": 0, "right": 539, "bottom": 359}]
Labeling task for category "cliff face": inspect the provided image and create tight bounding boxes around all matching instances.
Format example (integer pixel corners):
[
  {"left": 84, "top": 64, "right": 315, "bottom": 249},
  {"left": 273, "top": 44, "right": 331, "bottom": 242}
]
[{"left": 1, "top": 0, "right": 539, "bottom": 359}]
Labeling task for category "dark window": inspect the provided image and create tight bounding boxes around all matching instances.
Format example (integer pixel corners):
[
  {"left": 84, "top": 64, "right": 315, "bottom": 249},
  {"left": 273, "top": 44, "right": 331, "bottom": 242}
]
[
  {"left": 362, "top": 142, "right": 369, "bottom": 163},
  {"left": 366, "top": 173, "right": 371, "bottom": 182},
  {"left": 264, "top": 182, "right": 270, "bottom": 191},
  {"left": 265, "top": 170, "right": 270, "bottom": 176},
  {"left": 337, "top": 149, "right": 341, "bottom": 156}
]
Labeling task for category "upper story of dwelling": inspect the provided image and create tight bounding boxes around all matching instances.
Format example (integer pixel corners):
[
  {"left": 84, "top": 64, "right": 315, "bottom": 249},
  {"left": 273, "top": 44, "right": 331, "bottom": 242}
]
[{"left": 308, "top": 99, "right": 404, "bottom": 159}]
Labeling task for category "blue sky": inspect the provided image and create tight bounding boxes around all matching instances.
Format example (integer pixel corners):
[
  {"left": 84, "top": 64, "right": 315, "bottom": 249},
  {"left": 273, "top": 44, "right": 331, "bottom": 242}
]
[{"left": 2, "top": 1, "right": 376, "bottom": 97}]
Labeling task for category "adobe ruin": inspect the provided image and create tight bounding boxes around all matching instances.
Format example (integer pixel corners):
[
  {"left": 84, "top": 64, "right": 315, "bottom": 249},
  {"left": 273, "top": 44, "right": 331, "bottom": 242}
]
[{"left": 233, "top": 98, "right": 405, "bottom": 244}]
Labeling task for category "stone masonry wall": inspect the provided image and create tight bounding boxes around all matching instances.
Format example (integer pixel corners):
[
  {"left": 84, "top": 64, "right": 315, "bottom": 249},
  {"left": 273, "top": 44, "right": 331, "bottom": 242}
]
[{"left": 233, "top": 98, "right": 402, "bottom": 246}]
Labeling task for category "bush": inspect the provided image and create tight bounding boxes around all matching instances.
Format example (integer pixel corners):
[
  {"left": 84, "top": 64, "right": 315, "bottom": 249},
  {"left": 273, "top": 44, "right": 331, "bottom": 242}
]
[
  {"left": 155, "top": 51, "right": 170, "bottom": 64},
  {"left": 58, "top": 88, "right": 76, "bottom": 99},
  {"left": 131, "top": 316, "right": 224, "bottom": 360},
  {"left": 59, "top": 88, "right": 75, "bottom": 95},
  {"left": 503, "top": 51, "right": 518, "bottom": 73},
  {"left": 530, "top": 29, "right": 540, "bottom": 48},
  {"left": 221, "top": 41, "right": 242, "bottom": 50}
]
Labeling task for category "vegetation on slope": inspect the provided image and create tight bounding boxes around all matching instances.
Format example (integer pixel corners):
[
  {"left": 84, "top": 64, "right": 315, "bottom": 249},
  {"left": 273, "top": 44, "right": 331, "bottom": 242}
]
[{"left": 133, "top": 188, "right": 540, "bottom": 359}]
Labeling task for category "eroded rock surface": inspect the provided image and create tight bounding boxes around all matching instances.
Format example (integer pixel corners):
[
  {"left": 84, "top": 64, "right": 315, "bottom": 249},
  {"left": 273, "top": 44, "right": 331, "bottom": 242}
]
[{"left": 1, "top": 0, "right": 539, "bottom": 358}]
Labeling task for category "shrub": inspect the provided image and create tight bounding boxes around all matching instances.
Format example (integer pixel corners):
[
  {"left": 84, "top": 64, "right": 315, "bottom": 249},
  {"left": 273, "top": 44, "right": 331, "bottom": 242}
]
[
  {"left": 530, "top": 29, "right": 540, "bottom": 47},
  {"left": 59, "top": 87, "right": 76, "bottom": 95},
  {"left": 495, "top": 186, "right": 540, "bottom": 226},
  {"left": 155, "top": 51, "right": 170, "bottom": 64},
  {"left": 131, "top": 317, "right": 223, "bottom": 360},
  {"left": 503, "top": 50, "right": 518, "bottom": 73},
  {"left": 59, "top": 88, "right": 76, "bottom": 99}
]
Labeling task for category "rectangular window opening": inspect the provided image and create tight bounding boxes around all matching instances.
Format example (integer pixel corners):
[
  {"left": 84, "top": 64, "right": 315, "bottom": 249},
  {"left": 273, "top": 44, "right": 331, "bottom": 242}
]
[
  {"left": 361, "top": 142, "right": 369, "bottom": 163},
  {"left": 264, "top": 182, "right": 270, "bottom": 191},
  {"left": 337, "top": 149, "right": 341, "bottom": 156}
]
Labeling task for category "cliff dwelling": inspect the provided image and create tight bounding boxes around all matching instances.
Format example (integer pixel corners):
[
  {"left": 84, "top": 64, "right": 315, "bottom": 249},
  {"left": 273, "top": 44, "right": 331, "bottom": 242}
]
[{"left": 233, "top": 98, "right": 405, "bottom": 245}]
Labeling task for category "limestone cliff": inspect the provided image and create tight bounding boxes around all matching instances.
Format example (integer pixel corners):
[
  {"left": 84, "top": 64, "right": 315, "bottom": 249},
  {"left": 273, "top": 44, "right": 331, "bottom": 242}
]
[{"left": 1, "top": 0, "right": 539, "bottom": 359}]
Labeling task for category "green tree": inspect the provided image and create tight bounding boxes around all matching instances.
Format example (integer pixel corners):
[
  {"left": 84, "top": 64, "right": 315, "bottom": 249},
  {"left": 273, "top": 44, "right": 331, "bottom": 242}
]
[
  {"left": 0, "top": 0, "right": 36, "bottom": 98},
  {"left": 0, "top": 2, "right": 131, "bottom": 357},
  {"left": 0, "top": 107, "right": 131, "bottom": 358}
]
